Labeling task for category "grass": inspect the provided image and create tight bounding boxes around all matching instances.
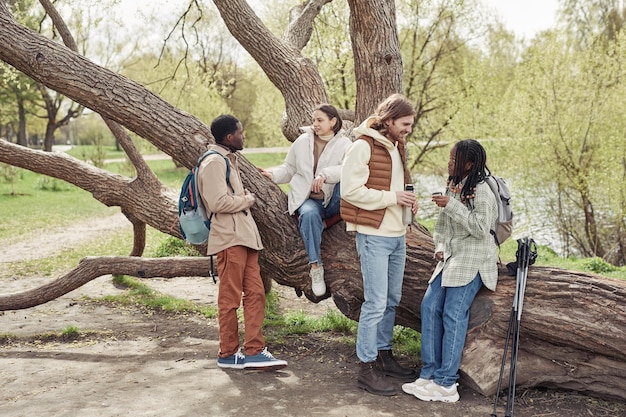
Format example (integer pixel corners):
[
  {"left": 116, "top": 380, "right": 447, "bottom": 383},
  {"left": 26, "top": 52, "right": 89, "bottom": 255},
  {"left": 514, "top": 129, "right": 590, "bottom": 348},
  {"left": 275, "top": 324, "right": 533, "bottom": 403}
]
[
  {"left": 262, "top": 287, "right": 420, "bottom": 357},
  {"left": 61, "top": 325, "right": 80, "bottom": 337},
  {"left": 244, "top": 152, "right": 287, "bottom": 168},
  {"left": 102, "top": 275, "right": 218, "bottom": 318}
]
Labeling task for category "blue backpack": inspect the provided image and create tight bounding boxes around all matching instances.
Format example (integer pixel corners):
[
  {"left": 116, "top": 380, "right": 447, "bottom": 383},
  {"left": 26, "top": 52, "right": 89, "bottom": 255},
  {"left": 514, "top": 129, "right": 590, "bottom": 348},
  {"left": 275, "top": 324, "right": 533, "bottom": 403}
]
[{"left": 178, "top": 150, "right": 231, "bottom": 245}]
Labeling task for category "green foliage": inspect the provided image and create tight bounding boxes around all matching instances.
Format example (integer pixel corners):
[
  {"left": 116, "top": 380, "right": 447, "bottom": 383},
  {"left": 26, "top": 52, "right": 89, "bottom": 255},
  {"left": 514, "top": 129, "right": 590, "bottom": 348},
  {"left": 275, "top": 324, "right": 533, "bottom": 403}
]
[
  {"left": 0, "top": 170, "right": 116, "bottom": 242},
  {"left": 397, "top": 0, "right": 500, "bottom": 173},
  {"left": 60, "top": 325, "right": 80, "bottom": 337},
  {"left": 303, "top": 0, "right": 355, "bottom": 110},
  {"left": 72, "top": 113, "right": 116, "bottom": 148},
  {"left": 392, "top": 325, "right": 422, "bottom": 358},
  {"left": 584, "top": 257, "right": 617, "bottom": 274},
  {"left": 264, "top": 290, "right": 357, "bottom": 337},
  {"left": 35, "top": 177, "right": 69, "bottom": 192},
  {"left": 503, "top": 31, "right": 626, "bottom": 264},
  {"left": 0, "top": 333, "right": 17, "bottom": 345},
  {"left": 65, "top": 145, "right": 125, "bottom": 161},
  {"left": 154, "top": 236, "right": 202, "bottom": 258},
  {"left": 0, "top": 163, "right": 22, "bottom": 195},
  {"left": 243, "top": 152, "right": 287, "bottom": 169},
  {"left": 120, "top": 49, "right": 230, "bottom": 132}
]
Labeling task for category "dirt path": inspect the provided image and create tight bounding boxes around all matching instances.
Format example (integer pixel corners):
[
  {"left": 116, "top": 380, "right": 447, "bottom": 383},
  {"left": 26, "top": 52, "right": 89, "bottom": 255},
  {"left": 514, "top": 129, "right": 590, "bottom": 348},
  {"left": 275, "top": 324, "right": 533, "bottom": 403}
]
[{"left": 0, "top": 216, "right": 624, "bottom": 417}]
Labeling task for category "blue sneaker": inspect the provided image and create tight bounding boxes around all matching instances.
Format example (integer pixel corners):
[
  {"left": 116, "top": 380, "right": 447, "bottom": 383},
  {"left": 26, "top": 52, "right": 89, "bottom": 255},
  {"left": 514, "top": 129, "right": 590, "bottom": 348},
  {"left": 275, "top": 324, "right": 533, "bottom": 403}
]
[
  {"left": 244, "top": 347, "right": 288, "bottom": 370},
  {"left": 217, "top": 350, "right": 245, "bottom": 369}
]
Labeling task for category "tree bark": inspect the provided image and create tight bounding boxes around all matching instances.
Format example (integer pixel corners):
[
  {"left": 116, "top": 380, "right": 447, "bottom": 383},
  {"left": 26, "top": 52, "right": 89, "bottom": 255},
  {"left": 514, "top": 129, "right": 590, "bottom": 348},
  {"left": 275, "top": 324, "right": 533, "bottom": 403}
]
[
  {"left": 348, "top": 0, "right": 404, "bottom": 120},
  {"left": 0, "top": 1, "right": 625, "bottom": 403}
]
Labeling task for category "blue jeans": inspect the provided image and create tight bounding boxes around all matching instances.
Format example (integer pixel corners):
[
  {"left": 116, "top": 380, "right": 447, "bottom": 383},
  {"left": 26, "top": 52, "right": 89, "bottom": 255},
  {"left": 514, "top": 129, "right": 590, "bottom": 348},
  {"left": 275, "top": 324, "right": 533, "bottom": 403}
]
[
  {"left": 297, "top": 183, "right": 341, "bottom": 265},
  {"left": 355, "top": 233, "right": 406, "bottom": 363},
  {"left": 419, "top": 272, "right": 483, "bottom": 386}
]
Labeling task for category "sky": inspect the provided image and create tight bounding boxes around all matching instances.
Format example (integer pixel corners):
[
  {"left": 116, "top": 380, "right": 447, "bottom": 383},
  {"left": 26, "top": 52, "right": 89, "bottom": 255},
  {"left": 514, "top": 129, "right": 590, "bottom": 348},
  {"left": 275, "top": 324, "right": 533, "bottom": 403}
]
[
  {"left": 112, "top": 0, "right": 561, "bottom": 41},
  {"left": 483, "top": 0, "right": 560, "bottom": 39}
]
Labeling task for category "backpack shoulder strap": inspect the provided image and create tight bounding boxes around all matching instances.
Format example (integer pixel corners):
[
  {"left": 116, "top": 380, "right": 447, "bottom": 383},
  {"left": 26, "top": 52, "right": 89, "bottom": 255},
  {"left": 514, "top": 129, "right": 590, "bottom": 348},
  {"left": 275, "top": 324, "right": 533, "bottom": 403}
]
[{"left": 197, "top": 150, "right": 232, "bottom": 188}]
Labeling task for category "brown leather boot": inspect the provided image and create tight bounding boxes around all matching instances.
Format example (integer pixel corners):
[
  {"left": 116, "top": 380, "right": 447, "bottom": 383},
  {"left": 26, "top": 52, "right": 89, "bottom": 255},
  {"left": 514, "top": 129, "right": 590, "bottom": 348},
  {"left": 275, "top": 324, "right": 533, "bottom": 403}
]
[
  {"left": 375, "top": 350, "right": 418, "bottom": 382},
  {"left": 357, "top": 361, "right": 397, "bottom": 396}
]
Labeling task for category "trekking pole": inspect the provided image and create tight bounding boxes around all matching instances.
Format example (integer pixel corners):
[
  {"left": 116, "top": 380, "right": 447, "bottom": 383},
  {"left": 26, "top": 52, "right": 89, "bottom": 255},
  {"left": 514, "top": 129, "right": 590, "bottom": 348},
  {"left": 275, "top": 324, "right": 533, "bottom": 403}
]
[
  {"left": 491, "top": 238, "right": 525, "bottom": 417},
  {"left": 505, "top": 237, "right": 531, "bottom": 417}
]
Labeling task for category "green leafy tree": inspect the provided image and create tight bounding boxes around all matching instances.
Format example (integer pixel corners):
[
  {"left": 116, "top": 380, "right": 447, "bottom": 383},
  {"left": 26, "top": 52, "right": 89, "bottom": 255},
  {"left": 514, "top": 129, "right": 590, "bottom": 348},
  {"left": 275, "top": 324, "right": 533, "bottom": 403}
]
[{"left": 506, "top": 31, "right": 626, "bottom": 264}]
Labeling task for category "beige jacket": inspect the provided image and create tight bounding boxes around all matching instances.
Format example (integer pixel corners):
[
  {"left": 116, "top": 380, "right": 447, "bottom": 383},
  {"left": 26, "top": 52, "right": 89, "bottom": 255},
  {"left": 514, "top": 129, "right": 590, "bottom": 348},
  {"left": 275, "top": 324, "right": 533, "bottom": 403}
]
[{"left": 197, "top": 145, "right": 263, "bottom": 255}]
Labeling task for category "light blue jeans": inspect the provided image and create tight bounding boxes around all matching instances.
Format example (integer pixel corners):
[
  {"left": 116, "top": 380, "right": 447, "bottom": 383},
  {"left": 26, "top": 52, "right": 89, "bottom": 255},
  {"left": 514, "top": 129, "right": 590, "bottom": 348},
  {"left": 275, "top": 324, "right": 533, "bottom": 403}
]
[
  {"left": 297, "top": 183, "right": 341, "bottom": 265},
  {"left": 419, "top": 272, "right": 483, "bottom": 387},
  {"left": 355, "top": 233, "right": 406, "bottom": 363}
]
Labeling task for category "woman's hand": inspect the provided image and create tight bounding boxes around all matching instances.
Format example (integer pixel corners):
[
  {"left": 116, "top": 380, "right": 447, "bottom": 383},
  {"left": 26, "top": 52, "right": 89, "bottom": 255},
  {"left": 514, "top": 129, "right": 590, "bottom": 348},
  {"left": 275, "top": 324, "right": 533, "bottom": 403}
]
[
  {"left": 435, "top": 251, "right": 444, "bottom": 262},
  {"left": 258, "top": 168, "right": 273, "bottom": 180},
  {"left": 311, "top": 176, "right": 325, "bottom": 193},
  {"left": 432, "top": 194, "right": 450, "bottom": 208}
]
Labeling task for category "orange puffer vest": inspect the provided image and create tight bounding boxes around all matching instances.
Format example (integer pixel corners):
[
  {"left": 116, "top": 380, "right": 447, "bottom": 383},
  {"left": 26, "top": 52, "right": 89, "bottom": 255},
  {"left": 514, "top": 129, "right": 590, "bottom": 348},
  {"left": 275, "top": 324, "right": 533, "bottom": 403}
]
[{"left": 340, "top": 136, "right": 392, "bottom": 229}]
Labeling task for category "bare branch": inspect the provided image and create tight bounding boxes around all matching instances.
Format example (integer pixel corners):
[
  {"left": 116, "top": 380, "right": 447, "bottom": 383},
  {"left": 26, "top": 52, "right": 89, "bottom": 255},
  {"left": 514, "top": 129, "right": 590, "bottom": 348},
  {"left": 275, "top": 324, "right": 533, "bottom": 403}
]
[{"left": 0, "top": 256, "right": 213, "bottom": 311}]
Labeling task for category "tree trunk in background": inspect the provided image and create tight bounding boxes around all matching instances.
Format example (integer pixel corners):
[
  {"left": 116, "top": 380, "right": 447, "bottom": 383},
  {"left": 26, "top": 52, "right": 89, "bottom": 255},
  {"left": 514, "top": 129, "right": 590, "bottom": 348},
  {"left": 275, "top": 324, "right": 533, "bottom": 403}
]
[
  {"left": 0, "top": 1, "right": 625, "bottom": 402},
  {"left": 348, "top": 0, "right": 404, "bottom": 120},
  {"left": 15, "top": 93, "right": 28, "bottom": 146}
]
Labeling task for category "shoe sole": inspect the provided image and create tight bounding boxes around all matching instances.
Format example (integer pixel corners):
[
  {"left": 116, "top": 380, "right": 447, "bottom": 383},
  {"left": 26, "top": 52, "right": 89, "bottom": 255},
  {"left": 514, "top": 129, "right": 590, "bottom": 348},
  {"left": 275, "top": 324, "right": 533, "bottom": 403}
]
[
  {"left": 217, "top": 363, "right": 245, "bottom": 369},
  {"left": 414, "top": 393, "right": 459, "bottom": 402},
  {"left": 357, "top": 381, "right": 397, "bottom": 396},
  {"left": 244, "top": 363, "right": 287, "bottom": 371},
  {"left": 381, "top": 372, "right": 418, "bottom": 382}
]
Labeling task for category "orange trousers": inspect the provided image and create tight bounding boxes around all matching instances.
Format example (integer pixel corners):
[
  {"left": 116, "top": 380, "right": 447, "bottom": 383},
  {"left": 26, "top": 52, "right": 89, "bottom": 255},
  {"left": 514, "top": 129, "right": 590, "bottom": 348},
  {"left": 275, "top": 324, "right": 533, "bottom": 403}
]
[{"left": 216, "top": 245, "right": 266, "bottom": 357}]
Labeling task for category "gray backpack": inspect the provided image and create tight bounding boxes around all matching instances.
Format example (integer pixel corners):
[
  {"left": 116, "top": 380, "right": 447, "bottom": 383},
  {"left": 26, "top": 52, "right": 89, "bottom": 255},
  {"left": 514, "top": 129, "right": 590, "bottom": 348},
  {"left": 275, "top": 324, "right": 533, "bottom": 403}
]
[{"left": 485, "top": 175, "right": 513, "bottom": 246}]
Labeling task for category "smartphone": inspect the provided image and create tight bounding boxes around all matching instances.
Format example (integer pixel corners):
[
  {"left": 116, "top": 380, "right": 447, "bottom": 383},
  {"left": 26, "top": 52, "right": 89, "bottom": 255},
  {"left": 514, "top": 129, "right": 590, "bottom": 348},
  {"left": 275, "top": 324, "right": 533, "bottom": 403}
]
[{"left": 432, "top": 192, "right": 442, "bottom": 196}]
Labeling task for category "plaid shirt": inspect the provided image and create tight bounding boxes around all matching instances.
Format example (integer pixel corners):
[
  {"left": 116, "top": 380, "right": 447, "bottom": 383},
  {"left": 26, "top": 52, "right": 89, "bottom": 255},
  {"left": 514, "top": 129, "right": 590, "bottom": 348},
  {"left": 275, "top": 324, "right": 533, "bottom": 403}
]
[{"left": 431, "top": 180, "right": 499, "bottom": 291}]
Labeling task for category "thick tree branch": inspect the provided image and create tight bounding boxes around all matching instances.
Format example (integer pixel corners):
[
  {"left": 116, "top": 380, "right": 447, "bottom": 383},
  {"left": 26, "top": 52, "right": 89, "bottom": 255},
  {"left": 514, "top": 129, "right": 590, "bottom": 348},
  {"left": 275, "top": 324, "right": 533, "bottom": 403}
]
[
  {"left": 0, "top": 256, "right": 213, "bottom": 310},
  {"left": 283, "top": 0, "right": 333, "bottom": 51},
  {"left": 0, "top": 140, "right": 183, "bottom": 240}
]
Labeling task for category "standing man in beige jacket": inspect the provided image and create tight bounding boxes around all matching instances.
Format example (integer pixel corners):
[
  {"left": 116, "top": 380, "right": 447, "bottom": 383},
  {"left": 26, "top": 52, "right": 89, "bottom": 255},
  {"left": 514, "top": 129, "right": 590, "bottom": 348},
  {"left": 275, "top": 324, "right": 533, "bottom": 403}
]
[
  {"left": 341, "top": 94, "right": 418, "bottom": 396},
  {"left": 198, "top": 114, "right": 287, "bottom": 371}
]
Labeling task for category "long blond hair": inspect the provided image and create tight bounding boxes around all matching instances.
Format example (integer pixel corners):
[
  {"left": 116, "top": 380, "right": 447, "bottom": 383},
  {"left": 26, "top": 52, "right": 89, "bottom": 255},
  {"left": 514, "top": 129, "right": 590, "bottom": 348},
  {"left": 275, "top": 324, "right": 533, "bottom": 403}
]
[{"left": 369, "top": 93, "right": 415, "bottom": 137}]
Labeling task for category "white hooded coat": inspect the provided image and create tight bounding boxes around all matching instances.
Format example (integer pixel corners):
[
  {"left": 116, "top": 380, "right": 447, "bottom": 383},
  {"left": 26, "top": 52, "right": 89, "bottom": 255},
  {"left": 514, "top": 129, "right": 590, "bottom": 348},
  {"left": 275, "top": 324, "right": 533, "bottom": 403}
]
[{"left": 271, "top": 126, "right": 352, "bottom": 215}]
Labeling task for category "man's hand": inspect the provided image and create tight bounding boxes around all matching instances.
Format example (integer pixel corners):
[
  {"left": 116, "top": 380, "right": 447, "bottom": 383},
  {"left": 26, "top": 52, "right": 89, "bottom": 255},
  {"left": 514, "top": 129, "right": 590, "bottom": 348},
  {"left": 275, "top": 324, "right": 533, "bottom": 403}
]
[{"left": 396, "top": 191, "right": 417, "bottom": 208}]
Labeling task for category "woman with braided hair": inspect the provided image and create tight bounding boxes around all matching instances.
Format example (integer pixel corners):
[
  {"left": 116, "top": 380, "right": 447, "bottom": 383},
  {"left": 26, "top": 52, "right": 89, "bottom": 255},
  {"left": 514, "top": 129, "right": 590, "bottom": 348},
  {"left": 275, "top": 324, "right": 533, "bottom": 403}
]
[{"left": 402, "top": 139, "right": 499, "bottom": 403}]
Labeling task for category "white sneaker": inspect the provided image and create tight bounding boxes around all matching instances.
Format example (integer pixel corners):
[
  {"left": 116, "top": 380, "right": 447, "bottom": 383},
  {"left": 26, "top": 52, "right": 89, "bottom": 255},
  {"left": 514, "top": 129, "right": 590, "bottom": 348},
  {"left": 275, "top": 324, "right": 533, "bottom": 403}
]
[
  {"left": 401, "top": 377, "right": 431, "bottom": 395},
  {"left": 310, "top": 266, "right": 326, "bottom": 296},
  {"left": 414, "top": 381, "right": 460, "bottom": 402}
]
